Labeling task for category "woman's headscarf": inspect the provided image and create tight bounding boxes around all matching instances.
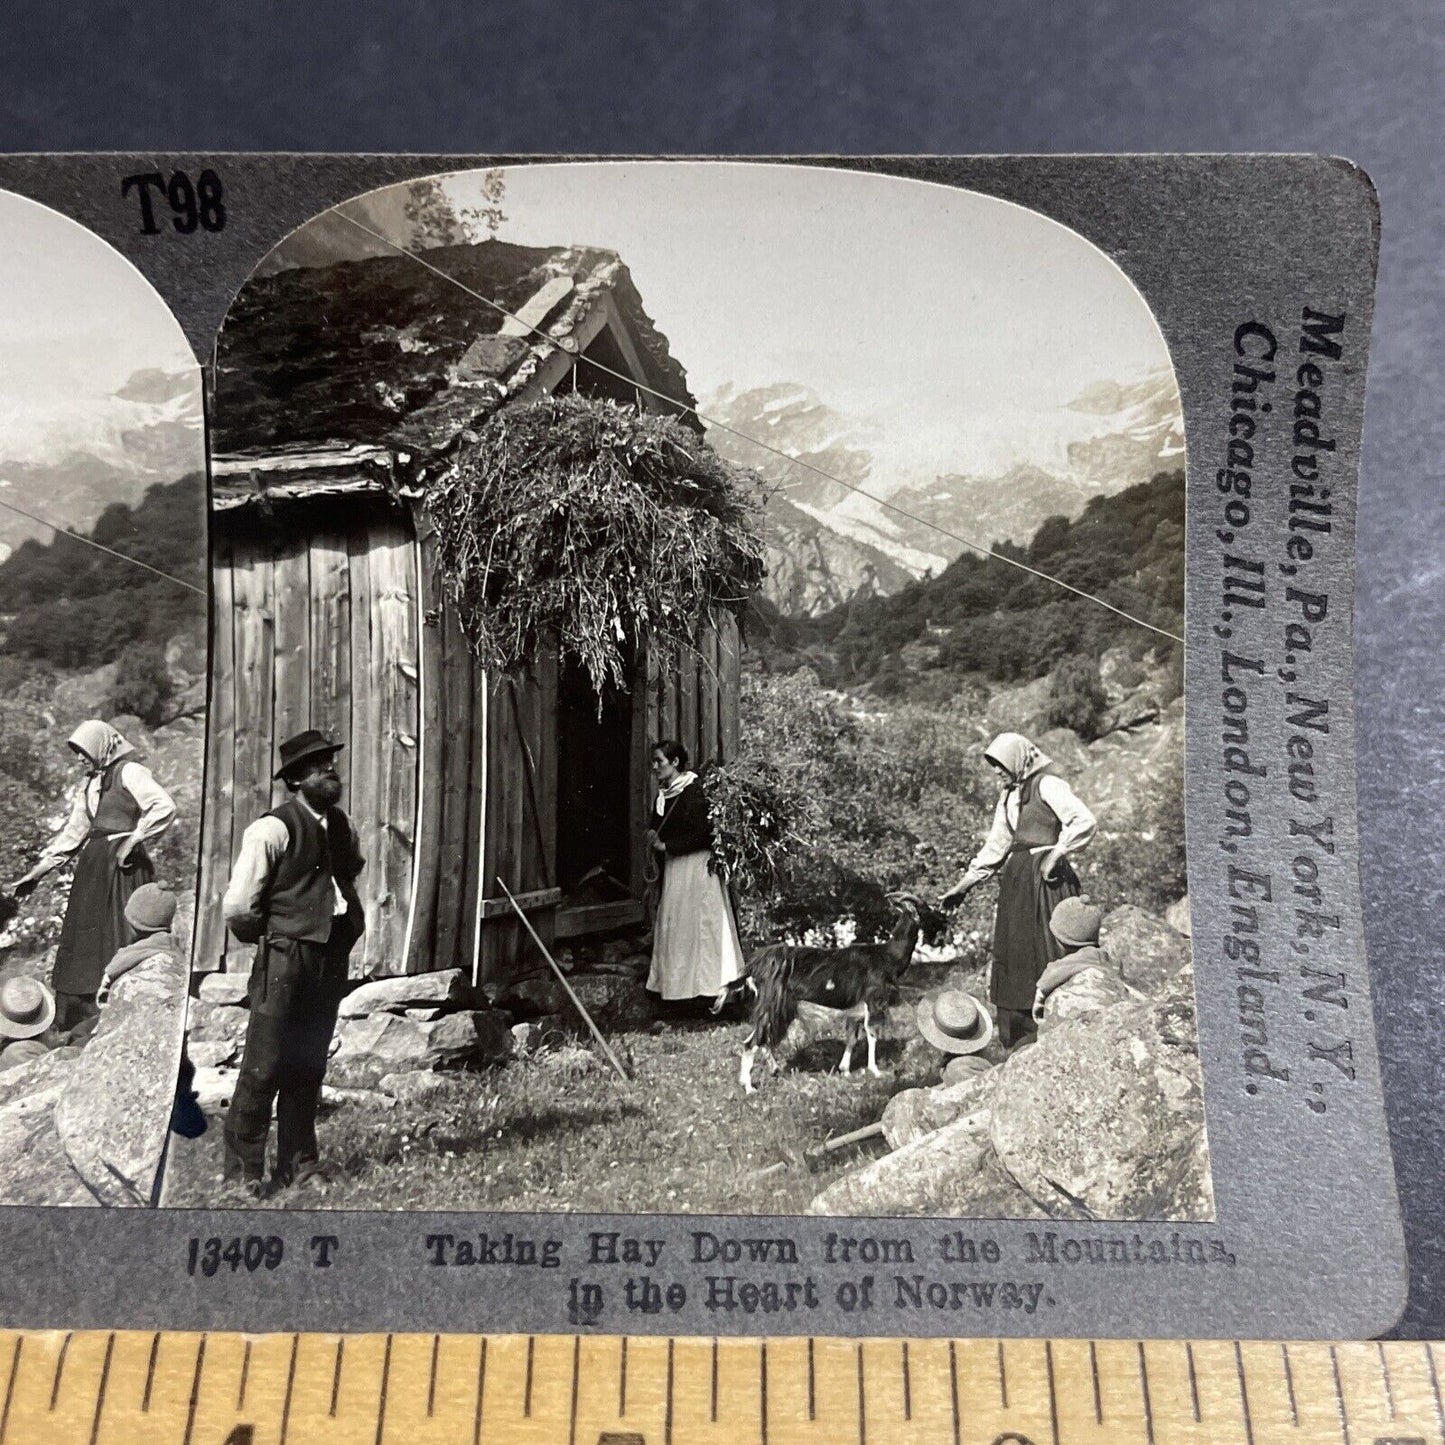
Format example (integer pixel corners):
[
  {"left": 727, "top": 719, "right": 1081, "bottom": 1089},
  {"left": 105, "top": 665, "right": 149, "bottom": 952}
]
[
  {"left": 67, "top": 720, "right": 135, "bottom": 774},
  {"left": 983, "top": 732, "right": 1051, "bottom": 786}
]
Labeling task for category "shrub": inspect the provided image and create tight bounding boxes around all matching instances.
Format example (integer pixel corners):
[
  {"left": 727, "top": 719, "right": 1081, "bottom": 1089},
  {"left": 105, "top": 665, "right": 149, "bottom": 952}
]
[
  {"left": 106, "top": 642, "right": 174, "bottom": 726},
  {"left": 1045, "top": 655, "right": 1109, "bottom": 741}
]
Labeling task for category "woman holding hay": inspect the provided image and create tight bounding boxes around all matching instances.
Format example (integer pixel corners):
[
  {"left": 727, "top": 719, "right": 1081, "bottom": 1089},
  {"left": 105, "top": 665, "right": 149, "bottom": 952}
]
[
  {"left": 940, "top": 732, "right": 1095, "bottom": 1052},
  {"left": 645, "top": 740, "right": 747, "bottom": 1005}
]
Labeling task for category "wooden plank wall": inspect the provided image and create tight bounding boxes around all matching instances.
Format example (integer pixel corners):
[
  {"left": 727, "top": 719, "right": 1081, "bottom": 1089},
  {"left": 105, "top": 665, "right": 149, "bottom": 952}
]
[
  {"left": 193, "top": 536, "right": 236, "bottom": 974},
  {"left": 648, "top": 610, "right": 739, "bottom": 773},
  {"left": 476, "top": 657, "right": 558, "bottom": 989},
  {"left": 196, "top": 508, "right": 419, "bottom": 978}
]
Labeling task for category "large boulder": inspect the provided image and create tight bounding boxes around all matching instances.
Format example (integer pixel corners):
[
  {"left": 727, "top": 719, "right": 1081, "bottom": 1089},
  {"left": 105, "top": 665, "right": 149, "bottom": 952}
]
[
  {"left": 1101, "top": 905, "right": 1191, "bottom": 995},
  {"left": 55, "top": 948, "right": 188, "bottom": 1206},
  {"left": 1037, "top": 965, "right": 1138, "bottom": 1034},
  {"left": 560, "top": 974, "right": 655, "bottom": 1034},
  {"left": 1166, "top": 895, "right": 1191, "bottom": 938},
  {"left": 0, "top": 1047, "right": 79, "bottom": 1109},
  {"left": 198, "top": 973, "right": 251, "bottom": 1006},
  {"left": 338, "top": 968, "right": 475, "bottom": 1018},
  {"left": 494, "top": 973, "right": 569, "bottom": 1020},
  {"left": 0, "top": 1085, "right": 96, "bottom": 1206},
  {"left": 331, "top": 1008, "right": 513, "bottom": 1079},
  {"left": 987, "top": 968, "right": 1212, "bottom": 1220},
  {"left": 809, "top": 1096, "right": 1044, "bottom": 1217},
  {"left": 186, "top": 998, "right": 251, "bottom": 1051},
  {"left": 881, "top": 1066, "right": 1001, "bottom": 1150},
  {"left": 985, "top": 676, "right": 1053, "bottom": 739},
  {"left": 1074, "top": 707, "right": 1183, "bottom": 826}
]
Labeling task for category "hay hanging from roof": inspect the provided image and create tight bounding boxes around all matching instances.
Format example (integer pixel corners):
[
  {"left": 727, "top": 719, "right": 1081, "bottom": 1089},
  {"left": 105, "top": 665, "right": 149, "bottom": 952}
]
[{"left": 426, "top": 394, "right": 769, "bottom": 693}]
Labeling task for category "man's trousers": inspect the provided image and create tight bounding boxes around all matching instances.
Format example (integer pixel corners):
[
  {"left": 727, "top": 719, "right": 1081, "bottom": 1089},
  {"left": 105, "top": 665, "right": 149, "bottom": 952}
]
[{"left": 222, "top": 924, "right": 353, "bottom": 1185}]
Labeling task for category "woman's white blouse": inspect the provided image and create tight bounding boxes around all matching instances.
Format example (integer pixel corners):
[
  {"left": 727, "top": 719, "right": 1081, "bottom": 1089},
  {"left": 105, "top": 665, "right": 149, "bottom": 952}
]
[{"left": 957, "top": 773, "right": 1096, "bottom": 890}]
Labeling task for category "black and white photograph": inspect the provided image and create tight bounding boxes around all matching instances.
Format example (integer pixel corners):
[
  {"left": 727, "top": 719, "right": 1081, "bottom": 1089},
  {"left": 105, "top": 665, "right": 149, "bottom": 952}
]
[
  {"left": 0, "top": 190, "right": 207, "bottom": 1205},
  {"left": 159, "top": 161, "right": 1209, "bottom": 1221}
]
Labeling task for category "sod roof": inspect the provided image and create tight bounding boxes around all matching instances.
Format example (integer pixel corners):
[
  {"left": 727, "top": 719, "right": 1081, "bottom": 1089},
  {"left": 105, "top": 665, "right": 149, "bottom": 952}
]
[{"left": 210, "top": 238, "right": 694, "bottom": 472}]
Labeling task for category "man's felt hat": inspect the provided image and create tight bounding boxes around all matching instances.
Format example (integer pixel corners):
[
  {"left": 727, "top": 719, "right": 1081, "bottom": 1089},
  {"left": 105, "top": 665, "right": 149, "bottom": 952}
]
[
  {"left": 0, "top": 975, "right": 55, "bottom": 1040},
  {"left": 916, "top": 988, "right": 995, "bottom": 1055},
  {"left": 273, "top": 729, "right": 344, "bottom": 781}
]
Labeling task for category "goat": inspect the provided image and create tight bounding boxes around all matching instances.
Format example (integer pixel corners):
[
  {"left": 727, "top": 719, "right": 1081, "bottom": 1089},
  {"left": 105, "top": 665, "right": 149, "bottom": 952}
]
[{"left": 738, "top": 892, "right": 948, "bottom": 1094}]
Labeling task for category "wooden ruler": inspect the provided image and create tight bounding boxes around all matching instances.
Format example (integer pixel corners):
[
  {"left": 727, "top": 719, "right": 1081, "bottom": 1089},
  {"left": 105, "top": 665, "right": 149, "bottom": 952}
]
[{"left": 2, "top": 1331, "right": 1442, "bottom": 1445}]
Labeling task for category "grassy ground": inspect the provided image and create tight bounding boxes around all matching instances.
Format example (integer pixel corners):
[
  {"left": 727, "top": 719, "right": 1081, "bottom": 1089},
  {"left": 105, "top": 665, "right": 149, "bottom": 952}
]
[{"left": 163, "top": 976, "right": 962, "bottom": 1215}]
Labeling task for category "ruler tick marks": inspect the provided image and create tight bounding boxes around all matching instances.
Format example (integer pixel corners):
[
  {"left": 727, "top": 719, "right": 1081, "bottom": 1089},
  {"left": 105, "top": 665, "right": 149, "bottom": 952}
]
[
  {"left": 949, "top": 1340, "right": 961, "bottom": 1445},
  {"left": 86, "top": 1333, "right": 114, "bottom": 1445},
  {"left": 49, "top": 1332, "right": 72, "bottom": 1410},
  {"left": 374, "top": 1334, "right": 393, "bottom": 1445},
  {"left": 760, "top": 1340, "right": 769, "bottom": 1445},
  {"left": 1046, "top": 1340, "right": 1062, "bottom": 1445},
  {"left": 428, "top": 1334, "right": 440, "bottom": 1416},
  {"left": 0, "top": 1337, "right": 19, "bottom": 1445},
  {"left": 1377, "top": 1339, "right": 1396, "bottom": 1418},
  {"left": 279, "top": 1333, "right": 299, "bottom": 1445},
  {"left": 1235, "top": 1340, "right": 1256, "bottom": 1445},
  {"left": 1089, "top": 1340, "right": 1102, "bottom": 1424},
  {"left": 330, "top": 1339, "right": 344, "bottom": 1417},
  {"left": 856, "top": 1343, "right": 867, "bottom": 1445},
  {"left": 619, "top": 1336, "right": 628, "bottom": 1416},
  {"left": 237, "top": 1338, "right": 252, "bottom": 1410},
  {"left": 665, "top": 1338, "right": 675, "bottom": 1445},
  {"left": 141, "top": 1333, "right": 159, "bottom": 1413},
  {"left": 710, "top": 1338, "right": 718, "bottom": 1422},
  {"left": 808, "top": 1338, "right": 816, "bottom": 1420},
  {"left": 901, "top": 1341, "right": 911, "bottom": 1421},
  {"left": 524, "top": 1336, "right": 535, "bottom": 1417},
  {"left": 998, "top": 1341, "right": 1008, "bottom": 1407},
  {"left": 472, "top": 1337, "right": 487, "bottom": 1445},
  {"left": 1135, "top": 1343, "right": 1155, "bottom": 1445},
  {"left": 1280, "top": 1343, "right": 1298, "bottom": 1426},
  {"left": 181, "top": 1335, "right": 207, "bottom": 1445},
  {"left": 569, "top": 1336, "right": 580, "bottom": 1445},
  {"left": 1329, "top": 1344, "right": 1350, "bottom": 1445},
  {"left": 1425, "top": 1342, "right": 1444, "bottom": 1438}
]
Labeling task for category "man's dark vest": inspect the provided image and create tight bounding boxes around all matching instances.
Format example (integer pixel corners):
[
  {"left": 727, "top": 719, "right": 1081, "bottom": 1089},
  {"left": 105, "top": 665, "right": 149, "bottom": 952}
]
[{"left": 262, "top": 796, "right": 356, "bottom": 943}]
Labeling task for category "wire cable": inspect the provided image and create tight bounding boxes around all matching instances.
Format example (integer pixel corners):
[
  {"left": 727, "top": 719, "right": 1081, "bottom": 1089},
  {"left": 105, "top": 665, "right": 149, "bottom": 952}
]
[
  {"left": 0, "top": 494, "right": 206, "bottom": 596},
  {"left": 332, "top": 208, "right": 1184, "bottom": 644}
]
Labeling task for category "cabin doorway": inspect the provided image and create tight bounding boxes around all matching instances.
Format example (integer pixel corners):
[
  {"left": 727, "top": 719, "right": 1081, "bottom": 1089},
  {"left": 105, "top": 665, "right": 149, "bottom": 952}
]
[{"left": 555, "top": 660, "right": 635, "bottom": 906}]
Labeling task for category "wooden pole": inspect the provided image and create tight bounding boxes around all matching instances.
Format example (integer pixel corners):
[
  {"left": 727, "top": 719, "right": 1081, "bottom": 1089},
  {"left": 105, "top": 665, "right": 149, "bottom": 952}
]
[
  {"left": 804, "top": 1120, "right": 885, "bottom": 1166},
  {"left": 497, "top": 876, "right": 631, "bottom": 1083}
]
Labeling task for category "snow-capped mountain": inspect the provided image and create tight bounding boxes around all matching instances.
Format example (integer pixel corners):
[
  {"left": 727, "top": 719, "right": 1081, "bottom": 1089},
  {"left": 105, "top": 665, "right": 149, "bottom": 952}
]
[
  {"left": 702, "top": 372, "right": 1183, "bottom": 614},
  {"left": 0, "top": 365, "right": 203, "bottom": 548}
]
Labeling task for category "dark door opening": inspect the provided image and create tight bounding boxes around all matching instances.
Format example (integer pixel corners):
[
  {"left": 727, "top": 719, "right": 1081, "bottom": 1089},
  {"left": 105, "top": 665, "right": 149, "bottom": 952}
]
[{"left": 555, "top": 660, "right": 635, "bottom": 903}]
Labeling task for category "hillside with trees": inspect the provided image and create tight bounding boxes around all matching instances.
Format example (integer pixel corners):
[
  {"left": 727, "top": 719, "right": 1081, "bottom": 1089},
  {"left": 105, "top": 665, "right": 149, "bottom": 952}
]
[{"left": 750, "top": 469, "right": 1184, "bottom": 699}]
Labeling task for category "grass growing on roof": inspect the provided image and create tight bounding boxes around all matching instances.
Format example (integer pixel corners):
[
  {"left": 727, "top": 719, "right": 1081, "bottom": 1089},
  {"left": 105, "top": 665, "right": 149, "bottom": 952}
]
[{"left": 427, "top": 394, "right": 769, "bottom": 695}]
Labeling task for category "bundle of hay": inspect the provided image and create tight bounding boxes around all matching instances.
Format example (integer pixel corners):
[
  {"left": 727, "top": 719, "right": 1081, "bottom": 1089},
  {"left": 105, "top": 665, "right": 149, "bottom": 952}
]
[
  {"left": 700, "top": 755, "right": 814, "bottom": 897},
  {"left": 427, "top": 395, "right": 768, "bottom": 694}
]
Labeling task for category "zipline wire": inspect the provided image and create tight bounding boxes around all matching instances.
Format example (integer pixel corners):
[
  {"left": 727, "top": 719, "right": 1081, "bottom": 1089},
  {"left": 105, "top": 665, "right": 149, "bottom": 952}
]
[
  {"left": 0, "top": 494, "right": 206, "bottom": 596},
  {"left": 340, "top": 210, "right": 1187, "bottom": 644}
]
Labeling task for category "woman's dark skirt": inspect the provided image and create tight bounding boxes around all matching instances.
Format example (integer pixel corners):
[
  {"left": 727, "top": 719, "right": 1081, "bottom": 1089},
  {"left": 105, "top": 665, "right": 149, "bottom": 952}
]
[
  {"left": 52, "top": 835, "right": 154, "bottom": 997},
  {"left": 990, "top": 848, "right": 1080, "bottom": 1010}
]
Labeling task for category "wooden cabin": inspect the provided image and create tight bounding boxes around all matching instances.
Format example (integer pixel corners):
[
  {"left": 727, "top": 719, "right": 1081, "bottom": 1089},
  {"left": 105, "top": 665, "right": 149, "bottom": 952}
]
[{"left": 196, "top": 239, "right": 742, "bottom": 985}]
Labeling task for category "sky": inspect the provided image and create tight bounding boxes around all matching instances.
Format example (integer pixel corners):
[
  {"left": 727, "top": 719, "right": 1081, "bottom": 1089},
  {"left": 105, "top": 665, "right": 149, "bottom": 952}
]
[
  {"left": 429, "top": 161, "right": 1177, "bottom": 486},
  {"left": 0, "top": 190, "right": 198, "bottom": 462}
]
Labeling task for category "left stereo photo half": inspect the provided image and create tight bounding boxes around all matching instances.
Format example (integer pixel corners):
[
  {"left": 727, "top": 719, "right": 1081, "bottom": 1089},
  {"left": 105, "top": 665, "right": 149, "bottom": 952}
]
[{"left": 0, "top": 190, "right": 207, "bottom": 1205}]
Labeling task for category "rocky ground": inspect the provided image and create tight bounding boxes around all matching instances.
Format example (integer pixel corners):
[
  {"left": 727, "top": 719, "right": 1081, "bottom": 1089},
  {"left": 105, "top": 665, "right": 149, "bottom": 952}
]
[
  {"left": 162, "top": 898, "right": 1206, "bottom": 1220},
  {"left": 808, "top": 898, "right": 1207, "bottom": 1219}
]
